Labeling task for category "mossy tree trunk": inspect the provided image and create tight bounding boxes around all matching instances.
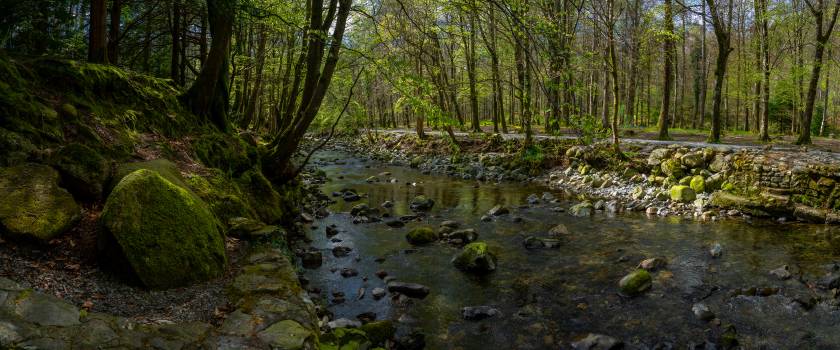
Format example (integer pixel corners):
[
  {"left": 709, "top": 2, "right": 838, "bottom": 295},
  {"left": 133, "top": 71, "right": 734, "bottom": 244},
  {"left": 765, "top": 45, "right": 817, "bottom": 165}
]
[{"left": 180, "top": 0, "right": 236, "bottom": 132}]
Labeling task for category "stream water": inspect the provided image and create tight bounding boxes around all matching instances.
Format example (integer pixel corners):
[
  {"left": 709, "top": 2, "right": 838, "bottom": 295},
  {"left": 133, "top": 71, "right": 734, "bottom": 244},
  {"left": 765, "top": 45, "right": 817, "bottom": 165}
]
[{"left": 304, "top": 150, "right": 840, "bottom": 349}]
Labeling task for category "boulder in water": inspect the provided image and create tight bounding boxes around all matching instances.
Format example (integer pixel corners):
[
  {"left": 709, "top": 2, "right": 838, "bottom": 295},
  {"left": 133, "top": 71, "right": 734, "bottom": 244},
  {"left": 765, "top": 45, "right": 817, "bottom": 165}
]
[
  {"left": 452, "top": 242, "right": 497, "bottom": 273},
  {"left": 618, "top": 269, "right": 651, "bottom": 296},
  {"left": 406, "top": 227, "right": 438, "bottom": 245}
]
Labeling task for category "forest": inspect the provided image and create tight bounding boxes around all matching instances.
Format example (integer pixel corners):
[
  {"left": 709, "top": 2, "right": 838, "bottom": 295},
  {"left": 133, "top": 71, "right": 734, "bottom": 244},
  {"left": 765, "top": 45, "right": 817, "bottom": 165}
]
[{"left": 5, "top": 0, "right": 840, "bottom": 349}]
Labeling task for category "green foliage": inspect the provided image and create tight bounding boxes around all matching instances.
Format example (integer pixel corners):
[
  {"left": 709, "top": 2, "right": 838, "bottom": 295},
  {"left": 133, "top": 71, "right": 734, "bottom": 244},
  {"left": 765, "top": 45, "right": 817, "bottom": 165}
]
[{"left": 569, "top": 114, "right": 603, "bottom": 145}]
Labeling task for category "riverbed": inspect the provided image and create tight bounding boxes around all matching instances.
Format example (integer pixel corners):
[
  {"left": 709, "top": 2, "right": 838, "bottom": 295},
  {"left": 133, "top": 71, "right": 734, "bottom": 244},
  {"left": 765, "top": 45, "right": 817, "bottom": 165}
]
[{"left": 303, "top": 149, "right": 840, "bottom": 349}]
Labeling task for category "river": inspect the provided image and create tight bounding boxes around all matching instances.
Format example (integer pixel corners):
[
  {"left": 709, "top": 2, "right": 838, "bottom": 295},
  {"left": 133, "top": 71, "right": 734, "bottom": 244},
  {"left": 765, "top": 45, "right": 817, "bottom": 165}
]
[{"left": 303, "top": 149, "right": 840, "bottom": 349}]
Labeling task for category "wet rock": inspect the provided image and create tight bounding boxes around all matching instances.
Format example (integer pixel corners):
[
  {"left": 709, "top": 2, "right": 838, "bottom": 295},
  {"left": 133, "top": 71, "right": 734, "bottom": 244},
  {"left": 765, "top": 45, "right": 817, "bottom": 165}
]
[
  {"left": 406, "top": 227, "right": 438, "bottom": 245},
  {"left": 350, "top": 203, "right": 375, "bottom": 216},
  {"left": 301, "top": 250, "right": 323, "bottom": 269},
  {"left": 356, "top": 312, "right": 377, "bottom": 323},
  {"left": 817, "top": 272, "right": 840, "bottom": 290},
  {"left": 343, "top": 191, "right": 361, "bottom": 202},
  {"left": 692, "top": 303, "right": 715, "bottom": 321},
  {"left": 541, "top": 192, "right": 556, "bottom": 201},
  {"left": 709, "top": 243, "right": 722, "bottom": 258},
  {"left": 387, "top": 282, "right": 430, "bottom": 299},
  {"left": 569, "top": 202, "right": 593, "bottom": 217},
  {"left": 396, "top": 331, "right": 426, "bottom": 350},
  {"left": 440, "top": 220, "right": 460, "bottom": 229},
  {"left": 332, "top": 246, "right": 353, "bottom": 257},
  {"left": 325, "top": 225, "right": 339, "bottom": 237},
  {"left": 386, "top": 220, "right": 405, "bottom": 228},
  {"left": 690, "top": 175, "right": 706, "bottom": 193},
  {"left": 480, "top": 215, "right": 492, "bottom": 222},
  {"left": 381, "top": 200, "right": 394, "bottom": 208},
  {"left": 681, "top": 152, "right": 706, "bottom": 169},
  {"left": 769, "top": 265, "right": 791, "bottom": 280},
  {"left": 452, "top": 242, "right": 497, "bottom": 273},
  {"left": 365, "top": 176, "right": 379, "bottom": 183},
  {"left": 409, "top": 195, "right": 435, "bottom": 211},
  {"left": 523, "top": 236, "right": 563, "bottom": 249},
  {"left": 372, "top": 288, "right": 387, "bottom": 300},
  {"left": 327, "top": 318, "right": 362, "bottom": 329},
  {"left": 399, "top": 214, "right": 419, "bottom": 221},
  {"left": 375, "top": 270, "right": 388, "bottom": 279},
  {"left": 462, "top": 306, "right": 500, "bottom": 321},
  {"left": 638, "top": 257, "right": 667, "bottom": 271},
  {"left": 645, "top": 207, "right": 658, "bottom": 215},
  {"left": 340, "top": 268, "right": 359, "bottom": 278},
  {"left": 527, "top": 194, "right": 540, "bottom": 205},
  {"left": 488, "top": 205, "right": 510, "bottom": 216},
  {"left": 571, "top": 333, "right": 622, "bottom": 350},
  {"left": 446, "top": 228, "right": 478, "bottom": 243},
  {"left": 549, "top": 224, "right": 569, "bottom": 236},
  {"left": 619, "top": 269, "right": 652, "bottom": 296}
]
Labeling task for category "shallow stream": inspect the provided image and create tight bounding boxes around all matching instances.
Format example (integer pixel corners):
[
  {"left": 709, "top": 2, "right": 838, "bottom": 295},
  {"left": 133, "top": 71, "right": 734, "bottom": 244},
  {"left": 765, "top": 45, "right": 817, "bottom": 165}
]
[{"left": 304, "top": 150, "right": 840, "bottom": 349}]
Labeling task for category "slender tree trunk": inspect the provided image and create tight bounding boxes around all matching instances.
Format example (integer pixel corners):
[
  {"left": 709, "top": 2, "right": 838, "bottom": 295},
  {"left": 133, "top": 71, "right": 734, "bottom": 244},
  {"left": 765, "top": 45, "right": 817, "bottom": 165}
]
[
  {"left": 658, "top": 0, "right": 675, "bottom": 140},
  {"left": 107, "top": 0, "right": 121, "bottom": 65},
  {"left": 170, "top": 0, "right": 181, "bottom": 83}
]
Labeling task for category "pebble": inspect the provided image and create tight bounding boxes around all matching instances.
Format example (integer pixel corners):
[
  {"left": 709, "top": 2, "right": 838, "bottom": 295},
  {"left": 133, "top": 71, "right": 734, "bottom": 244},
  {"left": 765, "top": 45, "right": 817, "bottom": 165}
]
[
  {"left": 769, "top": 265, "right": 792, "bottom": 280},
  {"left": 709, "top": 243, "right": 723, "bottom": 258},
  {"left": 372, "top": 288, "right": 387, "bottom": 299},
  {"left": 692, "top": 303, "right": 715, "bottom": 321},
  {"left": 462, "top": 306, "right": 500, "bottom": 320}
]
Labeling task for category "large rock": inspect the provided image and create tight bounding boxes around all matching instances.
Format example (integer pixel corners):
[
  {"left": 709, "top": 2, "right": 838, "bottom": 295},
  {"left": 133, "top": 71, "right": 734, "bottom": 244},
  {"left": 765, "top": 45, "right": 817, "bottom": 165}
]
[
  {"left": 52, "top": 143, "right": 110, "bottom": 199},
  {"left": 452, "top": 242, "right": 497, "bottom": 273},
  {"left": 409, "top": 195, "right": 435, "bottom": 211},
  {"left": 405, "top": 227, "right": 438, "bottom": 245},
  {"left": 660, "top": 158, "right": 684, "bottom": 179},
  {"left": 100, "top": 169, "right": 226, "bottom": 289},
  {"left": 0, "top": 163, "right": 80, "bottom": 242},
  {"left": 569, "top": 202, "right": 593, "bottom": 217},
  {"left": 669, "top": 185, "right": 696, "bottom": 203},
  {"left": 680, "top": 152, "right": 705, "bottom": 169},
  {"left": 689, "top": 175, "right": 706, "bottom": 193}
]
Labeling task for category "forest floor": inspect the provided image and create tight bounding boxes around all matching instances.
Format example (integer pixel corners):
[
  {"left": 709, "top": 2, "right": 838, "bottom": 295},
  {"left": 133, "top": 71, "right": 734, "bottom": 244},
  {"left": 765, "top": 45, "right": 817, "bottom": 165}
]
[{"left": 373, "top": 127, "right": 840, "bottom": 154}]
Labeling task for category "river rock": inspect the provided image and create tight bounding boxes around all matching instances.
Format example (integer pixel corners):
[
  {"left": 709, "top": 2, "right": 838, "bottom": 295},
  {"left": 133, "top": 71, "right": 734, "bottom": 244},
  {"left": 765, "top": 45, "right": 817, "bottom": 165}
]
[
  {"left": 818, "top": 272, "right": 840, "bottom": 289},
  {"left": 343, "top": 191, "right": 361, "bottom": 202},
  {"left": 681, "top": 152, "right": 706, "bottom": 169},
  {"left": 332, "top": 246, "right": 353, "bottom": 257},
  {"left": 381, "top": 200, "right": 394, "bottom": 208},
  {"left": 52, "top": 143, "right": 110, "bottom": 199},
  {"left": 328, "top": 318, "right": 362, "bottom": 329},
  {"left": 257, "top": 320, "right": 313, "bottom": 349},
  {"left": 100, "top": 169, "right": 225, "bottom": 289},
  {"left": 619, "top": 269, "right": 652, "bottom": 296},
  {"left": 301, "top": 250, "right": 323, "bottom": 269},
  {"left": 462, "top": 306, "right": 500, "bottom": 321},
  {"left": 0, "top": 163, "right": 81, "bottom": 242},
  {"left": 690, "top": 175, "right": 706, "bottom": 193},
  {"left": 440, "top": 220, "right": 460, "bottom": 229},
  {"left": 387, "top": 282, "right": 430, "bottom": 299},
  {"left": 549, "top": 224, "right": 569, "bottom": 236},
  {"left": 326, "top": 225, "right": 339, "bottom": 237},
  {"left": 488, "top": 205, "right": 509, "bottom": 216},
  {"left": 406, "top": 227, "right": 438, "bottom": 245},
  {"left": 527, "top": 194, "right": 540, "bottom": 205},
  {"left": 452, "top": 242, "right": 497, "bottom": 273},
  {"left": 340, "top": 268, "right": 358, "bottom": 278},
  {"left": 769, "top": 265, "right": 791, "bottom": 280},
  {"left": 692, "top": 303, "right": 715, "bottom": 321},
  {"left": 372, "top": 287, "right": 387, "bottom": 300},
  {"left": 446, "top": 229, "right": 478, "bottom": 243},
  {"left": 709, "top": 243, "right": 723, "bottom": 258},
  {"left": 571, "top": 333, "right": 622, "bottom": 350},
  {"left": 523, "top": 236, "right": 562, "bottom": 249},
  {"left": 480, "top": 215, "right": 492, "bottom": 222},
  {"left": 386, "top": 220, "right": 405, "bottom": 228},
  {"left": 365, "top": 176, "right": 379, "bottom": 183},
  {"left": 670, "top": 185, "right": 696, "bottom": 203},
  {"left": 409, "top": 195, "right": 435, "bottom": 211},
  {"left": 569, "top": 202, "right": 593, "bottom": 217},
  {"left": 541, "top": 192, "right": 556, "bottom": 201},
  {"left": 638, "top": 257, "right": 667, "bottom": 271}
]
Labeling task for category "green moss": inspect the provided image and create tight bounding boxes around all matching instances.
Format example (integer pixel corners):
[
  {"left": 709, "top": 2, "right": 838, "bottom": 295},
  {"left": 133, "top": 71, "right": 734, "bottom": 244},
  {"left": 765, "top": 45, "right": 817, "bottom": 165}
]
[
  {"left": 319, "top": 327, "right": 371, "bottom": 350},
  {"left": 358, "top": 321, "right": 395, "bottom": 346},
  {"left": 661, "top": 158, "right": 684, "bottom": 179},
  {"left": 111, "top": 159, "right": 188, "bottom": 194},
  {"left": 690, "top": 176, "right": 706, "bottom": 193},
  {"left": 406, "top": 227, "right": 438, "bottom": 245},
  {"left": 52, "top": 143, "right": 110, "bottom": 199},
  {"left": 0, "top": 163, "right": 80, "bottom": 242},
  {"left": 192, "top": 133, "right": 257, "bottom": 174},
  {"left": 187, "top": 169, "right": 257, "bottom": 226},
  {"left": 670, "top": 185, "right": 696, "bottom": 203},
  {"left": 619, "top": 269, "right": 652, "bottom": 296},
  {"left": 452, "top": 242, "right": 497, "bottom": 273},
  {"left": 100, "top": 169, "right": 226, "bottom": 289}
]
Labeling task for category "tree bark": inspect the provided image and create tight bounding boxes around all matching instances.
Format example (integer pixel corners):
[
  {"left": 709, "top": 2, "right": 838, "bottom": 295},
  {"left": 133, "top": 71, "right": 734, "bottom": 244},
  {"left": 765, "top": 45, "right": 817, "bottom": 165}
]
[
  {"left": 658, "top": 0, "right": 675, "bottom": 140},
  {"left": 108, "top": 0, "right": 121, "bottom": 65},
  {"left": 88, "top": 0, "right": 108, "bottom": 63}
]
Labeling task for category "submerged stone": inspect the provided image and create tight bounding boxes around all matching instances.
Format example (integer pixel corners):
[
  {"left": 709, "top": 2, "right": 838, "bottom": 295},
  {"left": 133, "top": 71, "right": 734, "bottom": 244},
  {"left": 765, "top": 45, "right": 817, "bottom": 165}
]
[
  {"left": 405, "top": 227, "right": 438, "bottom": 245},
  {"left": 387, "top": 282, "right": 430, "bottom": 299},
  {"left": 409, "top": 195, "right": 435, "bottom": 211},
  {"left": 462, "top": 306, "right": 500, "bottom": 321},
  {"left": 569, "top": 202, "right": 593, "bottom": 217},
  {"left": 100, "top": 169, "right": 226, "bottom": 289},
  {"left": 452, "top": 242, "right": 497, "bottom": 273}
]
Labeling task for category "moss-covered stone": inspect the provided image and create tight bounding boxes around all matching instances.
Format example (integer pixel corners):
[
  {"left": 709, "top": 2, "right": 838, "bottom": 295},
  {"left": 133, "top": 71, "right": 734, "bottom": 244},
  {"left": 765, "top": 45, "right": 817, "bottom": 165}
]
[
  {"left": 100, "top": 169, "right": 226, "bottom": 289},
  {"left": 670, "top": 185, "right": 696, "bottom": 203},
  {"left": 111, "top": 159, "right": 188, "bottom": 194},
  {"left": 0, "top": 163, "right": 80, "bottom": 242},
  {"left": 452, "top": 242, "right": 497, "bottom": 273},
  {"left": 619, "top": 269, "right": 652, "bottom": 296},
  {"left": 406, "top": 227, "right": 437, "bottom": 245},
  {"left": 192, "top": 133, "right": 257, "bottom": 175},
  {"left": 690, "top": 175, "right": 706, "bottom": 193},
  {"left": 660, "top": 158, "right": 683, "bottom": 179},
  {"left": 52, "top": 143, "right": 110, "bottom": 199},
  {"left": 237, "top": 169, "right": 294, "bottom": 224},
  {"left": 187, "top": 169, "right": 257, "bottom": 226},
  {"left": 358, "top": 321, "right": 395, "bottom": 346}
]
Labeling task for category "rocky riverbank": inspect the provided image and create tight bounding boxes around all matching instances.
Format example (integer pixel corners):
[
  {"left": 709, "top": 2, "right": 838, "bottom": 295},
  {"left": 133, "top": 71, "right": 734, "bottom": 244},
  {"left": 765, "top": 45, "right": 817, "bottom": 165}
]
[{"left": 337, "top": 131, "right": 840, "bottom": 226}]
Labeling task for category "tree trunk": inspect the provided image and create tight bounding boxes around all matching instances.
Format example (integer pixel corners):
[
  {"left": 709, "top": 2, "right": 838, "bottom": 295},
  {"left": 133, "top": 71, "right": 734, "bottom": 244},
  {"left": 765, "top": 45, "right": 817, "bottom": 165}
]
[
  {"left": 658, "top": 0, "right": 674, "bottom": 140},
  {"left": 88, "top": 0, "right": 108, "bottom": 63},
  {"left": 180, "top": 0, "right": 236, "bottom": 132},
  {"left": 170, "top": 0, "right": 181, "bottom": 83},
  {"left": 108, "top": 0, "right": 121, "bottom": 65}
]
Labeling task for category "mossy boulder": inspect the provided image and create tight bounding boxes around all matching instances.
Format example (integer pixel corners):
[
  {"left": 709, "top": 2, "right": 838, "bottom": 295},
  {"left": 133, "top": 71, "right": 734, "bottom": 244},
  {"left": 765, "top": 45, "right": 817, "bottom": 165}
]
[
  {"left": 110, "top": 159, "right": 188, "bottom": 194},
  {"left": 569, "top": 201, "right": 593, "bottom": 217},
  {"left": 690, "top": 175, "right": 706, "bottom": 193},
  {"left": 670, "top": 185, "right": 696, "bottom": 203},
  {"left": 619, "top": 269, "right": 652, "bottom": 296},
  {"left": 660, "top": 158, "right": 684, "bottom": 179},
  {"left": 0, "top": 163, "right": 80, "bottom": 242},
  {"left": 100, "top": 169, "right": 226, "bottom": 289},
  {"left": 237, "top": 169, "right": 297, "bottom": 224},
  {"left": 406, "top": 227, "right": 438, "bottom": 245},
  {"left": 409, "top": 195, "right": 435, "bottom": 211},
  {"left": 358, "top": 320, "right": 396, "bottom": 346},
  {"left": 188, "top": 169, "right": 257, "bottom": 226},
  {"left": 452, "top": 242, "right": 497, "bottom": 273},
  {"left": 52, "top": 143, "right": 110, "bottom": 199}
]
